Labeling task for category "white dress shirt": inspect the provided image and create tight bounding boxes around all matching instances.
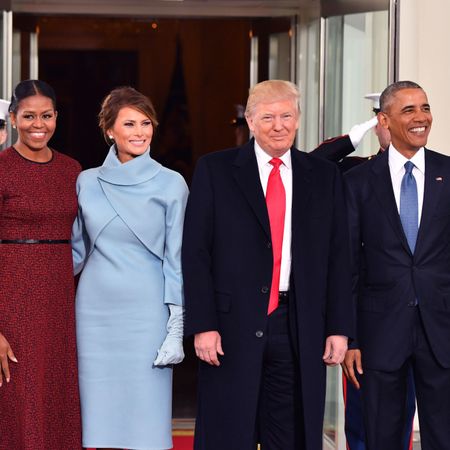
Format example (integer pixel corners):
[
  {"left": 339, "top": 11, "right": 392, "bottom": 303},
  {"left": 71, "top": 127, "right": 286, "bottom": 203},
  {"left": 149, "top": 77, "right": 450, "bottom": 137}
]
[
  {"left": 388, "top": 145, "right": 425, "bottom": 225},
  {"left": 254, "top": 141, "right": 292, "bottom": 291}
]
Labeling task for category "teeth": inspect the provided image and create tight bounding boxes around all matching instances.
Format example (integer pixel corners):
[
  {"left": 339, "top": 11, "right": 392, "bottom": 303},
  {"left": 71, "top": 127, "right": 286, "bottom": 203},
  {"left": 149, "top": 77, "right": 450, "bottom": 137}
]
[
  {"left": 410, "top": 127, "right": 425, "bottom": 133},
  {"left": 31, "top": 133, "right": 45, "bottom": 138}
]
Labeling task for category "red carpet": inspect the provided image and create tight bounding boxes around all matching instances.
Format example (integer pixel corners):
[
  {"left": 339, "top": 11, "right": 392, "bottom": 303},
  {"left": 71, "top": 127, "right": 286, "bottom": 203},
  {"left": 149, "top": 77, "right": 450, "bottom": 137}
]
[{"left": 173, "top": 435, "right": 194, "bottom": 449}]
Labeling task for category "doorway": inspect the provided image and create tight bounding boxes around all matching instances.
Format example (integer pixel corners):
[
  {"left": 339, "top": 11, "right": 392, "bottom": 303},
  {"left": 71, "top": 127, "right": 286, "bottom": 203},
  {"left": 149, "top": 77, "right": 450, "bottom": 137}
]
[
  {"left": 30, "top": 14, "right": 293, "bottom": 419},
  {"left": 39, "top": 49, "right": 138, "bottom": 167}
]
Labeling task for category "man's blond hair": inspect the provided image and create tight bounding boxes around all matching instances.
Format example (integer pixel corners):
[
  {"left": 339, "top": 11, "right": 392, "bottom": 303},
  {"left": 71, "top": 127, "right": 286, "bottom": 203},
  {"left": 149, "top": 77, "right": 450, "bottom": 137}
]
[{"left": 245, "top": 80, "right": 300, "bottom": 118}]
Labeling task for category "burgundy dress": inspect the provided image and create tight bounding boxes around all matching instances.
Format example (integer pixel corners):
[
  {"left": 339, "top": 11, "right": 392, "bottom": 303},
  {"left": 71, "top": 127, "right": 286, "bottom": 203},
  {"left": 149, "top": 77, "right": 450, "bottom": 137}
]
[{"left": 0, "top": 147, "right": 82, "bottom": 450}]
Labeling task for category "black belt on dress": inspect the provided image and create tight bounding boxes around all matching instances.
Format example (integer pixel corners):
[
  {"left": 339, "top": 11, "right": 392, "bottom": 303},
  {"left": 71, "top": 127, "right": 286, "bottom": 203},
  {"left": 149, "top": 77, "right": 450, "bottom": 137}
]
[{"left": 0, "top": 239, "right": 71, "bottom": 244}]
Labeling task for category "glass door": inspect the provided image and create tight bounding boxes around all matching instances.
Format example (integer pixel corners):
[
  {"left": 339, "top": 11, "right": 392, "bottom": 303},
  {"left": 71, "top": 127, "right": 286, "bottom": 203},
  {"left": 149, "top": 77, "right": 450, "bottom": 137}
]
[
  {"left": 1, "top": 11, "right": 39, "bottom": 148},
  {"left": 249, "top": 16, "right": 296, "bottom": 86},
  {"left": 323, "top": 9, "right": 389, "bottom": 156},
  {"left": 320, "top": 2, "right": 394, "bottom": 448},
  {"left": 1, "top": 10, "right": 12, "bottom": 148}
]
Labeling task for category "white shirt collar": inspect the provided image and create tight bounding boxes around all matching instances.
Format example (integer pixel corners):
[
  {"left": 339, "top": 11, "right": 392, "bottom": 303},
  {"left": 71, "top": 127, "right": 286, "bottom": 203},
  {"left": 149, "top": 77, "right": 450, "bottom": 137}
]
[
  {"left": 388, "top": 144, "right": 425, "bottom": 175},
  {"left": 254, "top": 140, "right": 292, "bottom": 170}
]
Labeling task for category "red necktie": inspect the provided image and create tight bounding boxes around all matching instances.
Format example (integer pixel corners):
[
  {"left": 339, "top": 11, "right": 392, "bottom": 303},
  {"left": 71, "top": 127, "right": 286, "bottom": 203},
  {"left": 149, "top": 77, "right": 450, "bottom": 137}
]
[{"left": 266, "top": 158, "right": 286, "bottom": 315}]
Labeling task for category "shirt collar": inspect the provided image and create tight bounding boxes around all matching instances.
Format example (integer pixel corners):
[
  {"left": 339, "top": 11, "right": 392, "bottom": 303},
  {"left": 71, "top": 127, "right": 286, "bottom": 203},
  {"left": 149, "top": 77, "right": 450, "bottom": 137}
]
[
  {"left": 388, "top": 144, "right": 425, "bottom": 176},
  {"left": 254, "top": 140, "right": 292, "bottom": 169}
]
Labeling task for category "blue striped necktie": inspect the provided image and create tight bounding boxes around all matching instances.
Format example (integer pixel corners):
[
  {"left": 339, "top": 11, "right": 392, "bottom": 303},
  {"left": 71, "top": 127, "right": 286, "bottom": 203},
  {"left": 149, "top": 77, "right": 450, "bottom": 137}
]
[{"left": 400, "top": 161, "right": 418, "bottom": 253}]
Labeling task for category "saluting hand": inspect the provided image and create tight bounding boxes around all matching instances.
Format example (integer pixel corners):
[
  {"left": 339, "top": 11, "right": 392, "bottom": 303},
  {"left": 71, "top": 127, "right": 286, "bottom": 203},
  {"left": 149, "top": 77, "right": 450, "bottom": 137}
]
[
  {"left": 0, "top": 332, "right": 18, "bottom": 387},
  {"left": 194, "top": 331, "right": 224, "bottom": 366}
]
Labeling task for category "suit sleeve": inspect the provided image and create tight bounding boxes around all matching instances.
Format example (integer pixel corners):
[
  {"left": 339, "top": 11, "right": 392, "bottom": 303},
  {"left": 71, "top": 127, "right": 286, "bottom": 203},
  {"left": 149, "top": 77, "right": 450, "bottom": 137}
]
[
  {"left": 326, "top": 165, "right": 355, "bottom": 341},
  {"left": 71, "top": 176, "right": 90, "bottom": 276},
  {"left": 162, "top": 175, "right": 189, "bottom": 306},
  {"left": 182, "top": 157, "right": 218, "bottom": 336},
  {"left": 310, "top": 135, "right": 355, "bottom": 163},
  {"left": 343, "top": 172, "right": 361, "bottom": 348}
]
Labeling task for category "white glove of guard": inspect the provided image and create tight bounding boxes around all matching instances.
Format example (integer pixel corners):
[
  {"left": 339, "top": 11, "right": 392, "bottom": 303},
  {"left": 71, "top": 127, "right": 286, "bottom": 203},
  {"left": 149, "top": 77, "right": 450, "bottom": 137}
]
[
  {"left": 348, "top": 116, "right": 378, "bottom": 149},
  {"left": 153, "top": 304, "right": 185, "bottom": 366}
]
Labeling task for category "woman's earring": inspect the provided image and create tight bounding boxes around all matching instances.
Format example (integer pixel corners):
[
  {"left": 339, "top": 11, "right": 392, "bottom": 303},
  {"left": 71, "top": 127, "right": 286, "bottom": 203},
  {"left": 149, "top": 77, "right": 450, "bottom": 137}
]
[
  {"left": 108, "top": 135, "right": 114, "bottom": 140},
  {"left": 12, "top": 124, "right": 16, "bottom": 129}
]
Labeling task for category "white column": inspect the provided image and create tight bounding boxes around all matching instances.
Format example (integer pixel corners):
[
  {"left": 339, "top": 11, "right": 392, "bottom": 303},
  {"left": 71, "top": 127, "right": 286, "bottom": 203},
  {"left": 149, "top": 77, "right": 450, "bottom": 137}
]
[{"left": 398, "top": 0, "right": 450, "bottom": 154}]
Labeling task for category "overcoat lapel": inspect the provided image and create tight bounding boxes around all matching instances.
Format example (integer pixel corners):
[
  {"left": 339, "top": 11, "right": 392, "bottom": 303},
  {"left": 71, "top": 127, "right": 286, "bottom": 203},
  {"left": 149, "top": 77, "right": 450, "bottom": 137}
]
[
  {"left": 370, "top": 150, "right": 412, "bottom": 255},
  {"left": 233, "top": 140, "right": 271, "bottom": 238},
  {"left": 291, "top": 148, "right": 312, "bottom": 230},
  {"left": 415, "top": 149, "right": 444, "bottom": 254}
]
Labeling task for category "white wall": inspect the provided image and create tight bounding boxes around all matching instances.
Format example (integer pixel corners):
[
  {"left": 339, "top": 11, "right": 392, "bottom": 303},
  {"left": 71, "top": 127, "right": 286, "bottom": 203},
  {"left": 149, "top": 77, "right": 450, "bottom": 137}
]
[{"left": 398, "top": 0, "right": 450, "bottom": 154}]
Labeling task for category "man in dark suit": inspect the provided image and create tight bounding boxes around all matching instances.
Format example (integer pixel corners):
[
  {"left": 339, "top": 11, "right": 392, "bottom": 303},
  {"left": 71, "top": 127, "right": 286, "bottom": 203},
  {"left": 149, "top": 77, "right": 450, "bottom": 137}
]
[
  {"left": 343, "top": 80, "right": 450, "bottom": 449},
  {"left": 182, "top": 79, "right": 353, "bottom": 450}
]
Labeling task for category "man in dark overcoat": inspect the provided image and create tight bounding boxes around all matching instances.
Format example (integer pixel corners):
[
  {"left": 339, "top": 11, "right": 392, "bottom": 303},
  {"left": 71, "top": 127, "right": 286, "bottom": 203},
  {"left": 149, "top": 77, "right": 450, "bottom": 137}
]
[{"left": 182, "top": 79, "right": 353, "bottom": 450}]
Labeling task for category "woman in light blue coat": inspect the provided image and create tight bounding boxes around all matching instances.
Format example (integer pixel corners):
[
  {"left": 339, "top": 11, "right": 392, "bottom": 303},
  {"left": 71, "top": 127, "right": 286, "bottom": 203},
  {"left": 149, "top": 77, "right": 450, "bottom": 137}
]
[{"left": 72, "top": 87, "right": 188, "bottom": 450}]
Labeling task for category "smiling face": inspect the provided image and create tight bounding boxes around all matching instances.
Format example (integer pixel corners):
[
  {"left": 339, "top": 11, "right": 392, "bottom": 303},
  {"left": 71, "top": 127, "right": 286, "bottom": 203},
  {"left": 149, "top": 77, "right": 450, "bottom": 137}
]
[
  {"left": 11, "top": 94, "right": 57, "bottom": 158},
  {"left": 246, "top": 98, "right": 299, "bottom": 158},
  {"left": 379, "top": 88, "right": 432, "bottom": 158},
  {"left": 108, "top": 106, "right": 154, "bottom": 163}
]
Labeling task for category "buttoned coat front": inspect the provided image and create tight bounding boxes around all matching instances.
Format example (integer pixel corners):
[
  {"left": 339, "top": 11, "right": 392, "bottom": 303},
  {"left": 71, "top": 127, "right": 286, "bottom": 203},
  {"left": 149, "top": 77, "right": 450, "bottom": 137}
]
[{"left": 182, "top": 139, "right": 353, "bottom": 450}]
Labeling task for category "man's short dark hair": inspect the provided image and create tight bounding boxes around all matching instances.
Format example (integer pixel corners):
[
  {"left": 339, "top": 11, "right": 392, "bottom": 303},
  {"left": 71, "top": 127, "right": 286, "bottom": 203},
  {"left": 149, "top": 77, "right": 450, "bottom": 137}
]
[{"left": 379, "top": 81, "right": 423, "bottom": 112}]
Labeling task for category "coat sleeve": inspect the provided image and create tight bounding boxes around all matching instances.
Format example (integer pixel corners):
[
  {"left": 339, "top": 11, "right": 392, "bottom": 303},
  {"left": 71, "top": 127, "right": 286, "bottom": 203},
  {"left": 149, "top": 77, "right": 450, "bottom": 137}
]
[
  {"left": 163, "top": 175, "right": 189, "bottom": 306},
  {"left": 325, "top": 165, "right": 355, "bottom": 341},
  {"left": 343, "top": 172, "right": 361, "bottom": 348},
  {"left": 182, "top": 157, "right": 218, "bottom": 336},
  {"left": 310, "top": 135, "right": 355, "bottom": 163},
  {"left": 71, "top": 176, "right": 90, "bottom": 276}
]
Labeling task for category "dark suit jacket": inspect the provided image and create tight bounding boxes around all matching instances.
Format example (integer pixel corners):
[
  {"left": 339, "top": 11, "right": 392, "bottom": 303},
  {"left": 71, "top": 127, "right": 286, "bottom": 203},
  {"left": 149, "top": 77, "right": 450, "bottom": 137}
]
[
  {"left": 182, "top": 139, "right": 353, "bottom": 450},
  {"left": 345, "top": 148, "right": 450, "bottom": 371}
]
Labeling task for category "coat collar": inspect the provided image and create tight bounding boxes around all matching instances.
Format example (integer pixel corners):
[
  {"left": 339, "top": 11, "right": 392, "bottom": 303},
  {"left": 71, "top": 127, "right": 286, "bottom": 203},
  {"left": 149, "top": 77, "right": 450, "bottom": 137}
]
[
  {"left": 370, "top": 149, "right": 411, "bottom": 254},
  {"left": 370, "top": 148, "right": 444, "bottom": 257},
  {"left": 233, "top": 139, "right": 271, "bottom": 238},
  {"left": 97, "top": 145, "right": 161, "bottom": 185},
  {"left": 290, "top": 146, "right": 313, "bottom": 226},
  {"left": 415, "top": 149, "right": 445, "bottom": 255},
  {"left": 232, "top": 139, "right": 312, "bottom": 239}
]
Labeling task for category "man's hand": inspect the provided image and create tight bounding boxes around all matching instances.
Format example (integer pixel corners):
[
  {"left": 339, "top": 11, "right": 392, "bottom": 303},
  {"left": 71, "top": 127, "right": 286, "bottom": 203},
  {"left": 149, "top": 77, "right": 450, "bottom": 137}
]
[
  {"left": 341, "top": 349, "right": 363, "bottom": 389},
  {"left": 322, "top": 335, "right": 348, "bottom": 366},
  {"left": 194, "top": 331, "right": 224, "bottom": 366},
  {"left": 0, "top": 332, "right": 18, "bottom": 387}
]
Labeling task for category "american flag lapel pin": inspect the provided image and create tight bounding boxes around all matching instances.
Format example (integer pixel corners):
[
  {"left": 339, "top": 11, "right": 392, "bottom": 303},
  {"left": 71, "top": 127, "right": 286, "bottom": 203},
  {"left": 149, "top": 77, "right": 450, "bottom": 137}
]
[{"left": 436, "top": 176, "right": 443, "bottom": 181}]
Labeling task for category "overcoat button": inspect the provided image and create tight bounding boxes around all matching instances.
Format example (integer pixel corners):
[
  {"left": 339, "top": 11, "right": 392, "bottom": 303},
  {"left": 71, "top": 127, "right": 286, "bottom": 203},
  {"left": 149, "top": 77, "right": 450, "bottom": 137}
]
[
  {"left": 267, "top": 242, "right": 272, "bottom": 248},
  {"left": 261, "top": 286, "right": 269, "bottom": 293},
  {"left": 255, "top": 330, "right": 264, "bottom": 338}
]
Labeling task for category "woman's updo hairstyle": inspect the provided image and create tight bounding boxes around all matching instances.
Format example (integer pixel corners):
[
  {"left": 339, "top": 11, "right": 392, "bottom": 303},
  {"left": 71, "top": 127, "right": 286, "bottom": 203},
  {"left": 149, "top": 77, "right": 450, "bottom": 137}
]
[
  {"left": 98, "top": 86, "right": 159, "bottom": 145},
  {"left": 9, "top": 80, "right": 57, "bottom": 115}
]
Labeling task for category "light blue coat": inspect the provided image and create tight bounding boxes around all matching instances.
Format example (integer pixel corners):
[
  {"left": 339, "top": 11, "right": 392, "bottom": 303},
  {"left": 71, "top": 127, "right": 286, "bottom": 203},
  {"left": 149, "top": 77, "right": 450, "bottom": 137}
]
[{"left": 72, "top": 147, "right": 188, "bottom": 449}]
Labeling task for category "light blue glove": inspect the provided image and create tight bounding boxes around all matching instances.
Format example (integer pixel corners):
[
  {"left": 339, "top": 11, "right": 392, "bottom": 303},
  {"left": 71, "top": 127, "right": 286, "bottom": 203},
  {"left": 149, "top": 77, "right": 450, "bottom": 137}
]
[{"left": 153, "top": 304, "right": 185, "bottom": 366}]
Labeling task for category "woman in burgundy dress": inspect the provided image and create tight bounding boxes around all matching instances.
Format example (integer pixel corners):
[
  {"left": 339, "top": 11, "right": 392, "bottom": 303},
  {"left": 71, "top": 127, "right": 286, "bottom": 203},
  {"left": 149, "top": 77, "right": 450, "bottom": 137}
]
[{"left": 0, "top": 80, "right": 82, "bottom": 449}]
